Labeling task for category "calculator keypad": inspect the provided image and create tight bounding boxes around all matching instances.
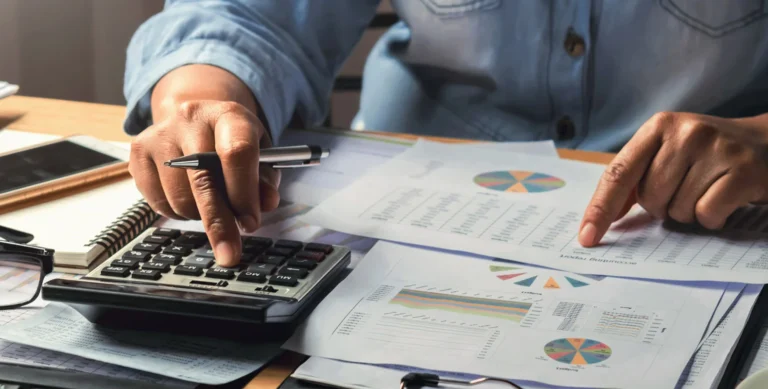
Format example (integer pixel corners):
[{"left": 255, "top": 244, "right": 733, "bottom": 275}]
[{"left": 87, "top": 227, "right": 348, "bottom": 300}]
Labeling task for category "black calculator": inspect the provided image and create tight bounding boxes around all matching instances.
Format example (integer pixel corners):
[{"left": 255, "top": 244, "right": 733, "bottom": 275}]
[{"left": 42, "top": 227, "right": 351, "bottom": 337}]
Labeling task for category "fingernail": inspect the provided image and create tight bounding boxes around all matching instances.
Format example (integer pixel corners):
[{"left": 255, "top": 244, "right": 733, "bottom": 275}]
[
  {"left": 238, "top": 215, "right": 259, "bottom": 232},
  {"left": 579, "top": 223, "right": 598, "bottom": 247},
  {"left": 215, "top": 241, "right": 236, "bottom": 264}
]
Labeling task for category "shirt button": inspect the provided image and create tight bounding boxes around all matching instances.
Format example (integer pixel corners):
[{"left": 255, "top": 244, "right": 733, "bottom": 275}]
[
  {"left": 556, "top": 116, "right": 576, "bottom": 141},
  {"left": 564, "top": 28, "right": 585, "bottom": 58}
]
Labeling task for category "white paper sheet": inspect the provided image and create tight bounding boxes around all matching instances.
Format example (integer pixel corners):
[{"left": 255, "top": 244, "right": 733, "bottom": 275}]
[
  {"left": 740, "top": 302, "right": 768, "bottom": 382},
  {"left": 284, "top": 242, "right": 724, "bottom": 389},
  {"left": 303, "top": 141, "right": 768, "bottom": 283},
  {"left": 0, "top": 274, "right": 194, "bottom": 388},
  {"left": 292, "top": 284, "right": 760, "bottom": 389},
  {"left": 701, "top": 283, "right": 745, "bottom": 343},
  {"left": 677, "top": 285, "right": 762, "bottom": 389},
  {"left": 278, "top": 128, "right": 558, "bottom": 206},
  {"left": 0, "top": 303, "right": 280, "bottom": 385}
]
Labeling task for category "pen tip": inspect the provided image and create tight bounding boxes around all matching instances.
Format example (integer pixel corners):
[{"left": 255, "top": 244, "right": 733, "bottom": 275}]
[{"left": 163, "top": 161, "right": 172, "bottom": 167}]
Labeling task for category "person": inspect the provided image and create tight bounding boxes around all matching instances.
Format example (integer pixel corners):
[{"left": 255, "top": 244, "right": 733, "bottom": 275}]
[{"left": 124, "top": 1, "right": 768, "bottom": 266}]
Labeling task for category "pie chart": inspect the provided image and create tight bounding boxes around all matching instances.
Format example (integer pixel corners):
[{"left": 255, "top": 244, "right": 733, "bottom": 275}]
[
  {"left": 544, "top": 338, "right": 612, "bottom": 365},
  {"left": 489, "top": 265, "right": 605, "bottom": 289},
  {"left": 474, "top": 171, "right": 566, "bottom": 193}
]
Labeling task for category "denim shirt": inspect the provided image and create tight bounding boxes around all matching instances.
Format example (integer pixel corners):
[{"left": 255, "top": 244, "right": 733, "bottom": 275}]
[{"left": 124, "top": 0, "right": 768, "bottom": 151}]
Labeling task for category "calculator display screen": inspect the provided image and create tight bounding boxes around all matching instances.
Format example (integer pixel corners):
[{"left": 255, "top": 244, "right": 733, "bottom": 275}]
[{"left": 0, "top": 140, "right": 119, "bottom": 194}]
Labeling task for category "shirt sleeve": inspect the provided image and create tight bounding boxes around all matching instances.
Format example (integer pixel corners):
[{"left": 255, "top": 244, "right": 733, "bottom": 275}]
[{"left": 123, "top": 0, "right": 381, "bottom": 140}]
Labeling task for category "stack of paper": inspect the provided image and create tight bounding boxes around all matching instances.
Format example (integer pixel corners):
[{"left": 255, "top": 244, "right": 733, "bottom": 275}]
[
  {"left": 0, "top": 273, "right": 280, "bottom": 387},
  {"left": 281, "top": 139, "right": 767, "bottom": 388}
]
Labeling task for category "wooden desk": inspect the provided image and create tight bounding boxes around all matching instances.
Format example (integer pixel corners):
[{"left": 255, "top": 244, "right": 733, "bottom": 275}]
[{"left": 0, "top": 95, "right": 615, "bottom": 388}]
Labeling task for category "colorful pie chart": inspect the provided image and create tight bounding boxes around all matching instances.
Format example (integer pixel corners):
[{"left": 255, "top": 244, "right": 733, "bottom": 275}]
[
  {"left": 474, "top": 170, "right": 566, "bottom": 193},
  {"left": 544, "top": 338, "right": 612, "bottom": 365}
]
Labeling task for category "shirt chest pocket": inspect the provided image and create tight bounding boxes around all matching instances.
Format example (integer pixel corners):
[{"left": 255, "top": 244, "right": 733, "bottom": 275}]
[
  {"left": 660, "top": 0, "right": 768, "bottom": 37},
  {"left": 417, "top": 0, "right": 501, "bottom": 17}
]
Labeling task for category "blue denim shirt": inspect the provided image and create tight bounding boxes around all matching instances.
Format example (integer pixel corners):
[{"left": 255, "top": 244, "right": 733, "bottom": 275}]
[{"left": 124, "top": 0, "right": 768, "bottom": 151}]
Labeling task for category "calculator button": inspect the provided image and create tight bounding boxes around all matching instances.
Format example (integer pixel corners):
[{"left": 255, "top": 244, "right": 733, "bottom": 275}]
[
  {"left": 142, "top": 262, "right": 170, "bottom": 273},
  {"left": 163, "top": 245, "right": 192, "bottom": 256},
  {"left": 152, "top": 254, "right": 182, "bottom": 265},
  {"left": 112, "top": 258, "right": 140, "bottom": 269},
  {"left": 132, "top": 269, "right": 162, "bottom": 281},
  {"left": 305, "top": 243, "right": 333, "bottom": 254},
  {"left": 260, "top": 256, "right": 286, "bottom": 266},
  {"left": 242, "top": 243, "right": 267, "bottom": 255},
  {"left": 286, "top": 258, "right": 317, "bottom": 269},
  {"left": 175, "top": 232, "right": 207, "bottom": 248},
  {"left": 133, "top": 243, "right": 161, "bottom": 253},
  {"left": 101, "top": 266, "right": 130, "bottom": 277},
  {"left": 122, "top": 250, "right": 151, "bottom": 262},
  {"left": 237, "top": 271, "right": 267, "bottom": 283},
  {"left": 153, "top": 228, "right": 180, "bottom": 238},
  {"left": 206, "top": 268, "right": 235, "bottom": 280},
  {"left": 184, "top": 256, "right": 215, "bottom": 268},
  {"left": 143, "top": 235, "right": 171, "bottom": 245},
  {"left": 269, "top": 275, "right": 298, "bottom": 287},
  {"left": 266, "top": 247, "right": 293, "bottom": 257},
  {"left": 278, "top": 267, "right": 309, "bottom": 279},
  {"left": 244, "top": 237, "right": 273, "bottom": 246},
  {"left": 274, "top": 240, "right": 303, "bottom": 250},
  {"left": 194, "top": 248, "right": 215, "bottom": 258},
  {"left": 240, "top": 254, "right": 256, "bottom": 263},
  {"left": 247, "top": 263, "right": 276, "bottom": 274},
  {"left": 295, "top": 251, "right": 325, "bottom": 262},
  {"left": 174, "top": 265, "right": 203, "bottom": 276}
]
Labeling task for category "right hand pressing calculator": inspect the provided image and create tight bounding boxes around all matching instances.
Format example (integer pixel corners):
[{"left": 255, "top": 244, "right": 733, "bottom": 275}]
[{"left": 42, "top": 227, "right": 351, "bottom": 335}]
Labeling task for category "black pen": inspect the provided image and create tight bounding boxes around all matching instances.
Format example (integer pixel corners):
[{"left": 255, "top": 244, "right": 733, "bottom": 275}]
[{"left": 164, "top": 145, "right": 330, "bottom": 170}]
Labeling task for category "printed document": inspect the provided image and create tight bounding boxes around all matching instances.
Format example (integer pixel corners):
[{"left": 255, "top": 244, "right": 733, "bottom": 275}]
[
  {"left": 677, "top": 285, "right": 761, "bottom": 388},
  {"left": 284, "top": 242, "right": 725, "bottom": 389},
  {"left": 0, "top": 304, "right": 280, "bottom": 385},
  {"left": 701, "top": 283, "right": 745, "bottom": 342},
  {"left": 740, "top": 304, "right": 768, "bottom": 381},
  {"left": 0, "top": 273, "right": 194, "bottom": 387},
  {"left": 304, "top": 141, "right": 768, "bottom": 283},
  {"left": 291, "top": 285, "right": 760, "bottom": 389}
]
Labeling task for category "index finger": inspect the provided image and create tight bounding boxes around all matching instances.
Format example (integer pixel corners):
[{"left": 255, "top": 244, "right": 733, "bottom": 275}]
[
  {"left": 579, "top": 116, "right": 666, "bottom": 247},
  {"left": 179, "top": 126, "right": 242, "bottom": 267}
]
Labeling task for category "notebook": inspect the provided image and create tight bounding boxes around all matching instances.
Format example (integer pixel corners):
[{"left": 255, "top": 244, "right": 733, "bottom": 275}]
[{"left": 0, "top": 178, "right": 157, "bottom": 273}]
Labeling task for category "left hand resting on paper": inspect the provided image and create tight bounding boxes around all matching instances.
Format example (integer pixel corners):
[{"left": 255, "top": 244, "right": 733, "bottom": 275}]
[{"left": 579, "top": 112, "right": 768, "bottom": 247}]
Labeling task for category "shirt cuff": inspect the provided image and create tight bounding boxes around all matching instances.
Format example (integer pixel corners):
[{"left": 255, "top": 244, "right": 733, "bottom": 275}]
[{"left": 123, "top": 40, "right": 288, "bottom": 142}]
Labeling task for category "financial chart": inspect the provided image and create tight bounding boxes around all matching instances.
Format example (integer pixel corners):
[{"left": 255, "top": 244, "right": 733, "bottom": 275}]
[
  {"left": 489, "top": 264, "right": 605, "bottom": 289},
  {"left": 305, "top": 141, "right": 768, "bottom": 282},
  {"left": 474, "top": 171, "right": 566, "bottom": 193},
  {"left": 544, "top": 338, "right": 612, "bottom": 365},
  {"left": 285, "top": 242, "right": 725, "bottom": 388}
]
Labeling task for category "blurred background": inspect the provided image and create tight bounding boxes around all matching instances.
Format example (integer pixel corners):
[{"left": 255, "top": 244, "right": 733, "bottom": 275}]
[{"left": 0, "top": 0, "right": 394, "bottom": 127}]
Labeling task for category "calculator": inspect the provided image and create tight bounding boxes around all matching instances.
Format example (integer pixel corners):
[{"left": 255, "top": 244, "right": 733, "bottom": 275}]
[{"left": 42, "top": 227, "right": 351, "bottom": 336}]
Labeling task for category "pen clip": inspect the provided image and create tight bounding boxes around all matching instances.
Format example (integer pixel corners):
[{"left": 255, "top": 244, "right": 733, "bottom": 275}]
[{"left": 271, "top": 160, "right": 321, "bottom": 169}]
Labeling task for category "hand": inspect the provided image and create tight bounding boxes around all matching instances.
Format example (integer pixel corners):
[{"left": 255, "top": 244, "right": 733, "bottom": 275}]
[
  {"left": 579, "top": 112, "right": 768, "bottom": 247},
  {"left": 129, "top": 100, "right": 281, "bottom": 266}
]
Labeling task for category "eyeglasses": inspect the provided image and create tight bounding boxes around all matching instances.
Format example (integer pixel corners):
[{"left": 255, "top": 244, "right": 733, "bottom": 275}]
[{"left": 0, "top": 240, "right": 54, "bottom": 310}]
